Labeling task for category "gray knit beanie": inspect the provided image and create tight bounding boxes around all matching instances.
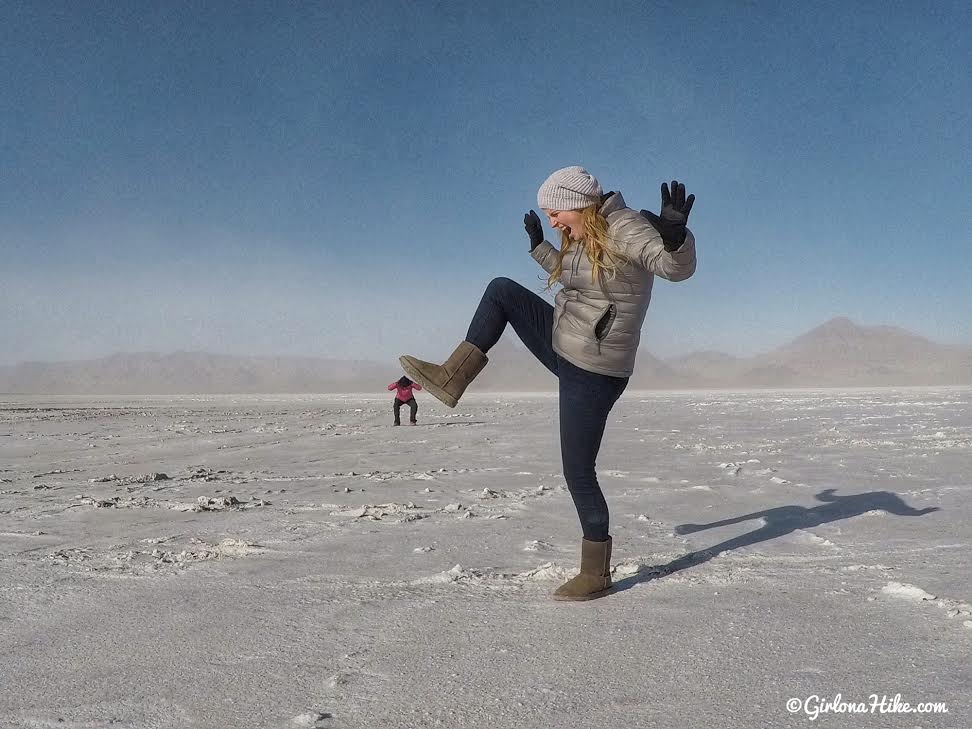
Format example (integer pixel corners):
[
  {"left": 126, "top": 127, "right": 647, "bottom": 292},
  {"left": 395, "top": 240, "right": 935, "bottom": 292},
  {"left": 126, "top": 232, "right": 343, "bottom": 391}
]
[{"left": 536, "top": 166, "right": 603, "bottom": 211}]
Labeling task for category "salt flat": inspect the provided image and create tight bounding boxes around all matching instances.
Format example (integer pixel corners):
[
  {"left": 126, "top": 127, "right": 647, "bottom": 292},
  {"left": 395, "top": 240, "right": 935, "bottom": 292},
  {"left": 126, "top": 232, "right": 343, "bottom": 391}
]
[{"left": 1, "top": 388, "right": 970, "bottom": 728}]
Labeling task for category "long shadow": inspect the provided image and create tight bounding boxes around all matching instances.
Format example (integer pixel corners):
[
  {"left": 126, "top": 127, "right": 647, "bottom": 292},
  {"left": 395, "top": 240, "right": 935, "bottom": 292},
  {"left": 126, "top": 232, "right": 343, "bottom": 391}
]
[{"left": 613, "top": 489, "right": 939, "bottom": 592}]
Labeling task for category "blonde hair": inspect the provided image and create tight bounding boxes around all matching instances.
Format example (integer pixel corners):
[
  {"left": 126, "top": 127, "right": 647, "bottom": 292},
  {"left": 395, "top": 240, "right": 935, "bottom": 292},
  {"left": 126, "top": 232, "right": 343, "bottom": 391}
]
[{"left": 546, "top": 206, "right": 628, "bottom": 289}]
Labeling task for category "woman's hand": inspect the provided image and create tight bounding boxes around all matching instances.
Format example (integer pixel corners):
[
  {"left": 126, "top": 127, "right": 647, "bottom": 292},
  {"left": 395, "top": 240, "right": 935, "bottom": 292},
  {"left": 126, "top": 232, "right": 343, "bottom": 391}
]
[
  {"left": 524, "top": 210, "right": 544, "bottom": 251},
  {"left": 641, "top": 180, "right": 695, "bottom": 251}
]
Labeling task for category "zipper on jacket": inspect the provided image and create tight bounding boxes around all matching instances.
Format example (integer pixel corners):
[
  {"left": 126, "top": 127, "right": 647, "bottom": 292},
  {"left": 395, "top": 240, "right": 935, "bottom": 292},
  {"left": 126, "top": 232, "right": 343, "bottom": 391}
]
[{"left": 594, "top": 303, "right": 617, "bottom": 354}]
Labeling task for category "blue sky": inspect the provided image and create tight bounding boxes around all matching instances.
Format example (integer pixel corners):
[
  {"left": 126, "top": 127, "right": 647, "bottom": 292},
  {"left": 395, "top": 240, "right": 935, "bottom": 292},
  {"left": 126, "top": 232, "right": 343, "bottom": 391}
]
[{"left": 2, "top": 0, "right": 970, "bottom": 366}]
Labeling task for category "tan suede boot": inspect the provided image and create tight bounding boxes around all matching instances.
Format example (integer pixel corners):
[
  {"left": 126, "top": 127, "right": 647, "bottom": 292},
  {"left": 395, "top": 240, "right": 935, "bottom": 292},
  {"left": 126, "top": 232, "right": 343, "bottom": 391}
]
[
  {"left": 399, "top": 341, "right": 488, "bottom": 408},
  {"left": 553, "top": 537, "right": 614, "bottom": 601}
]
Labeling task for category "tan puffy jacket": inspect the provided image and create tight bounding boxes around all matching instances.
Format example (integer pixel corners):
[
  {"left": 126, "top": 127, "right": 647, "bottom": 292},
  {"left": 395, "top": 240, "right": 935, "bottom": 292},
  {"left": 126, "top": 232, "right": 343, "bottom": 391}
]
[{"left": 530, "top": 191, "right": 696, "bottom": 378}]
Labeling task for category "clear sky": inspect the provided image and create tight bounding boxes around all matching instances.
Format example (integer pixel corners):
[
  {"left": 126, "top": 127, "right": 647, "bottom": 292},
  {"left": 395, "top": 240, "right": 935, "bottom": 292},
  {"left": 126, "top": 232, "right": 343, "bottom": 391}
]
[{"left": 2, "top": 0, "right": 970, "bottom": 366}]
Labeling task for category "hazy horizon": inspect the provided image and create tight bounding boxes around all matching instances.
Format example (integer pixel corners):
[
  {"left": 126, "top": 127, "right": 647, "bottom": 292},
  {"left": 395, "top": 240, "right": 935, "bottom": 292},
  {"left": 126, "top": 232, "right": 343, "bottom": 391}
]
[
  {"left": 3, "top": 3, "right": 970, "bottom": 367},
  {"left": 2, "top": 313, "right": 971, "bottom": 370}
]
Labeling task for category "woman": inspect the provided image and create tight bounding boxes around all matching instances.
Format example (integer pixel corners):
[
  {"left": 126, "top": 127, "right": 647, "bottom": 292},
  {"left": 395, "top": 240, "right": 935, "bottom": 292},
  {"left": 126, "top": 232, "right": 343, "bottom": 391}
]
[
  {"left": 400, "top": 166, "right": 697, "bottom": 600},
  {"left": 387, "top": 375, "right": 422, "bottom": 426}
]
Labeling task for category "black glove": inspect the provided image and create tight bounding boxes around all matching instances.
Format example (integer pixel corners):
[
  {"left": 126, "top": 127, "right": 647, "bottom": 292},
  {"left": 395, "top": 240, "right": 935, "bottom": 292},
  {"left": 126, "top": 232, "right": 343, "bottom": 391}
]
[
  {"left": 641, "top": 180, "right": 695, "bottom": 251},
  {"left": 524, "top": 210, "right": 544, "bottom": 251}
]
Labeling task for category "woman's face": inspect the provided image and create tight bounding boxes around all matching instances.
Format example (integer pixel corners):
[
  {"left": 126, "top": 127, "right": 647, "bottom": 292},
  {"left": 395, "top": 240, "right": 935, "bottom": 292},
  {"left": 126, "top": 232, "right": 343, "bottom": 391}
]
[{"left": 543, "top": 209, "right": 585, "bottom": 241}]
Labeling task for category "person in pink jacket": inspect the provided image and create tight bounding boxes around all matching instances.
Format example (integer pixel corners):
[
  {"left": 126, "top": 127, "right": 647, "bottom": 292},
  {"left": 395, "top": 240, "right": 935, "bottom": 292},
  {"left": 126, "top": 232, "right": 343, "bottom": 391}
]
[{"left": 387, "top": 375, "right": 422, "bottom": 425}]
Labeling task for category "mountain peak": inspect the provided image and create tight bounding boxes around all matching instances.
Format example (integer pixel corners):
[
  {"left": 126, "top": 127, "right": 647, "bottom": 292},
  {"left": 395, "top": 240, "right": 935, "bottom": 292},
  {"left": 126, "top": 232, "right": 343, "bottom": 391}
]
[{"left": 814, "top": 316, "right": 859, "bottom": 333}]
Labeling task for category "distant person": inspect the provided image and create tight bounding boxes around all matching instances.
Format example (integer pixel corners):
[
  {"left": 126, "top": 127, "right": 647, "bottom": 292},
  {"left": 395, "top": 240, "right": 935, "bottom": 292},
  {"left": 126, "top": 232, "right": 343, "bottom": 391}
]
[
  {"left": 387, "top": 375, "right": 422, "bottom": 426},
  {"left": 400, "top": 167, "right": 697, "bottom": 600}
]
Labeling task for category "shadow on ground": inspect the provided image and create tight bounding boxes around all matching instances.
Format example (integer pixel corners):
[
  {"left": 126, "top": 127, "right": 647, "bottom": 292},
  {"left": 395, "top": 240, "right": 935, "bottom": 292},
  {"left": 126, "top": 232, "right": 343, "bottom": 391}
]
[{"left": 613, "top": 489, "right": 939, "bottom": 592}]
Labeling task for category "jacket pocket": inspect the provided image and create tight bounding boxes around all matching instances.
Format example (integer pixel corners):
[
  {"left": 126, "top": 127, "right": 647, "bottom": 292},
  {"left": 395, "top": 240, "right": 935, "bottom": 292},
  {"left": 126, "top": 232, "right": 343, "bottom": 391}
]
[{"left": 594, "top": 303, "right": 617, "bottom": 342}]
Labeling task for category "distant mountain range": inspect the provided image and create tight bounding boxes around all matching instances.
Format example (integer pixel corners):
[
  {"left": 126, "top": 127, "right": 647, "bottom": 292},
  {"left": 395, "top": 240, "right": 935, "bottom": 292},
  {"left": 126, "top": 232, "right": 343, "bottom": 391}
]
[
  {"left": 627, "top": 317, "right": 971, "bottom": 388},
  {"left": 2, "top": 318, "right": 970, "bottom": 394}
]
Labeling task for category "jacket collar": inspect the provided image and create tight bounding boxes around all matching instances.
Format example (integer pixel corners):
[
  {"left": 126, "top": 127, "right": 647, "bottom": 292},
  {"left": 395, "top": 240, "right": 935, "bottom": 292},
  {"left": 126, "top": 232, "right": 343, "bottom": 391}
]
[{"left": 599, "top": 191, "right": 626, "bottom": 216}]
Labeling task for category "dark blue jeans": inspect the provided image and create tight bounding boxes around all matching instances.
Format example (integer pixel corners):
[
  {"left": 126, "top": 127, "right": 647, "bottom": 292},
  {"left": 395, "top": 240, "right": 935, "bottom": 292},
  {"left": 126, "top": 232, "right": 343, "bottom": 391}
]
[{"left": 465, "top": 277, "right": 629, "bottom": 541}]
